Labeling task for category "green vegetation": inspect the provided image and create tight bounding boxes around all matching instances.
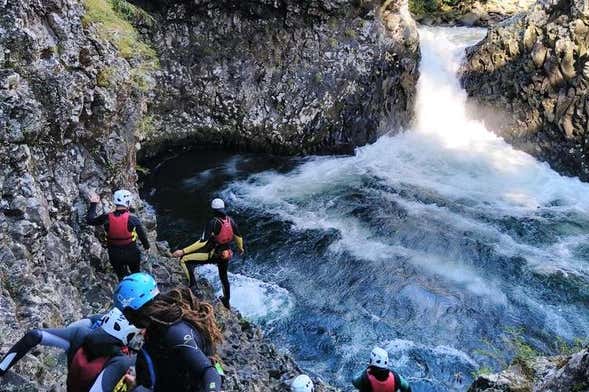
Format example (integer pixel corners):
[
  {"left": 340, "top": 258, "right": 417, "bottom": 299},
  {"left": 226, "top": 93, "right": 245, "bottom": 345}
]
[
  {"left": 471, "top": 365, "right": 493, "bottom": 379},
  {"left": 82, "top": 0, "right": 159, "bottom": 90},
  {"left": 409, "top": 0, "right": 463, "bottom": 17},
  {"left": 96, "top": 66, "right": 114, "bottom": 87},
  {"left": 110, "top": 0, "right": 155, "bottom": 27},
  {"left": 554, "top": 336, "right": 588, "bottom": 356},
  {"left": 137, "top": 114, "right": 156, "bottom": 136}
]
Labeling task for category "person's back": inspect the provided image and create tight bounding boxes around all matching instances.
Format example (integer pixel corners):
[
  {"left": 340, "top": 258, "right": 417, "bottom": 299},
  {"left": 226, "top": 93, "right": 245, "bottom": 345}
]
[
  {"left": 86, "top": 190, "right": 150, "bottom": 279},
  {"left": 352, "top": 347, "right": 412, "bottom": 392},
  {"left": 114, "top": 276, "right": 222, "bottom": 392},
  {"left": 136, "top": 320, "right": 216, "bottom": 391}
]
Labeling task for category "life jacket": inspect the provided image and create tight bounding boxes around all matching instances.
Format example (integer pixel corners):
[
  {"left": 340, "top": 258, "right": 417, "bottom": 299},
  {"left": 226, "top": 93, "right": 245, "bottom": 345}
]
[
  {"left": 213, "top": 217, "right": 233, "bottom": 245},
  {"left": 367, "top": 369, "right": 396, "bottom": 392},
  {"left": 108, "top": 211, "right": 134, "bottom": 246},
  {"left": 67, "top": 346, "right": 110, "bottom": 392}
]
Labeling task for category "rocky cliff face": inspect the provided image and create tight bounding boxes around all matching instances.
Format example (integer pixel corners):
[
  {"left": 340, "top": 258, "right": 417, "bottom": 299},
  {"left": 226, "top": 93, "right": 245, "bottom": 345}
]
[
  {"left": 138, "top": 0, "right": 420, "bottom": 156},
  {"left": 0, "top": 0, "right": 156, "bottom": 387},
  {"left": 469, "top": 347, "right": 589, "bottom": 391},
  {"left": 461, "top": 0, "right": 589, "bottom": 180}
]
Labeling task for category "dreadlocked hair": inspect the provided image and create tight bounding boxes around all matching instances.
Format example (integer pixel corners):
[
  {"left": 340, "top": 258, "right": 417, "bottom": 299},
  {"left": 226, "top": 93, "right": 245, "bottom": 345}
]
[{"left": 141, "top": 287, "right": 223, "bottom": 355}]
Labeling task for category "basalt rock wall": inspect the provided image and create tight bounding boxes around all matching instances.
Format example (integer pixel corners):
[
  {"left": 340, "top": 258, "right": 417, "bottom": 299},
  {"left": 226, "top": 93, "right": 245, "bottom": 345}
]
[
  {"left": 138, "top": 0, "right": 420, "bottom": 156},
  {"left": 461, "top": 0, "right": 589, "bottom": 180}
]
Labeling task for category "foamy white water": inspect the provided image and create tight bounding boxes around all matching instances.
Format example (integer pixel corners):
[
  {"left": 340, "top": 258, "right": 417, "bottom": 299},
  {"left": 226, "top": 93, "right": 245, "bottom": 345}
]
[{"left": 199, "top": 265, "right": 294, "bottom": 324}]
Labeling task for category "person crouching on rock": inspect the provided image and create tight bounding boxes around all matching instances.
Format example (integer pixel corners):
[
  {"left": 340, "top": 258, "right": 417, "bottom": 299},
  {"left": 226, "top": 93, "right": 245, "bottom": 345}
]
[
  {"left": 172, "top": 197, "right": 244, "bottom": 309},
  {"left": 0, "top": 308, "right": 143, "bottom": 392},
  {"left": 352, "top": 347, "right": 412, "bottom": 392},
  {"left": 87, "top": 189, "right": 150, "bottom": 280},
  {"left": 114, "top": 272, "right": 224, "bottom": 392}
]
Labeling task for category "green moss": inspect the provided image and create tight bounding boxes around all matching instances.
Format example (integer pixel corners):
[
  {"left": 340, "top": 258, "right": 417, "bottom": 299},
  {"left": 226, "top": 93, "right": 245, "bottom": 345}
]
[
  {"left": 136, "top": 164, "right": 150, "bottom": 176},
  {"left": 344, "top": 28, "right": 358, "bottom": 38},
  {"left": 110, "top": 0, "right": 155, "bottom": 27},
  {"left": 96, "top": 67, "right": 114, "bottom": 87},
  {"left": 82, "top": 0, "right": 159, "bottom": 78},
  {"left": 471, "top": 366, "right": 493, "bottom": 379},
  {"left": 409, "top": 0, "right": 464, "bottom": 17},
  {"left": 313, "top": 72, "right": 324, "bottom": 84},
  {"left": 137, "top": 114, "right": 156, "bottom": 136},
  {"left": 554, "top": 336, "right": 588, "bottom": 355}
]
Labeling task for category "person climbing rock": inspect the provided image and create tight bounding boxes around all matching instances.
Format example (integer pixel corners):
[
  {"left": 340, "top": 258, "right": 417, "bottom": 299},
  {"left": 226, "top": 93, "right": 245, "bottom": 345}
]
[
  {"left": 0, "top": 308, "right": 143, "bottom": 392},
  {"left": 291, "top": 374, "right": 315, "bottom": 392},
  {"left": 87, "top": 189, "right": 150, "bottom": 280},
  {"left": 171, "top": 198, "right": 244, "bottom": 309},
  {"left": 352, "top": 347, "right": 412, "bottom": 392},
  {"left": 113, "top": 272, "right": 223, "bottom": 392}
]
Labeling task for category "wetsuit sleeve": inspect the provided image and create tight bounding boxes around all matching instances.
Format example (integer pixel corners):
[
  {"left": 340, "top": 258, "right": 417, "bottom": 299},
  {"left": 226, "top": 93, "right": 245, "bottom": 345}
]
[
  {"left": 88, "top": 355, "right": 134, "bottom": 392},
  {"left": 166, "top": 324, "right": 221, "bottom": 392},
  {"left": 129, "top": 215, "right": 150, "bottom": 249},
  {"left": 0, "top": 325, "right": 86, "bottom": 376},
  {"left": 86, "top": 202, "right": 109, "bottom": 226}
]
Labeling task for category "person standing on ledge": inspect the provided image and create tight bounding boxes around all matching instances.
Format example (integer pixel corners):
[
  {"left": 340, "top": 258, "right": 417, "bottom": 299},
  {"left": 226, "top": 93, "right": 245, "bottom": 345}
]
[
  {"left": 172, "top": 198, "right": 244, "bottom": 309},
  {"left": 87, "top": 189, "right": 150, "bottom": 280},
  {"left": 352, "top": 347, "right": 412, "bottom": 392}
]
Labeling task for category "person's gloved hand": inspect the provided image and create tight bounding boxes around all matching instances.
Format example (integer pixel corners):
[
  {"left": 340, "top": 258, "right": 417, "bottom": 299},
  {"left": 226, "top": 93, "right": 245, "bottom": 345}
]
[{"left": 89, "top": 193, "right": 100, "bottom": 203}]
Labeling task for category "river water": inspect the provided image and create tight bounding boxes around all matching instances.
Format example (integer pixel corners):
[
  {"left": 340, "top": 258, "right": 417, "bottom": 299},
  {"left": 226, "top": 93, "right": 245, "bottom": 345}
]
[{"left": 142, "top": 27, "right": 589, "bottom": 391}]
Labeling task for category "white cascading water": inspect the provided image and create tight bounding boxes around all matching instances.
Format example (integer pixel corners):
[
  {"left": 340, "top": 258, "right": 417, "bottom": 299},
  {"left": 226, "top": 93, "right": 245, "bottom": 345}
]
[{"left": 148, "top": 27, "right": 589, "bottom": 391}]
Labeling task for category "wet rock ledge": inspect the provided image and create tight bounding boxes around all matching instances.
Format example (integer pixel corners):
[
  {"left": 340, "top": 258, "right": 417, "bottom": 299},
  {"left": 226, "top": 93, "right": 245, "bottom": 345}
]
[{"left": 469, "top": 347, "right": 589, "bottom": 391}]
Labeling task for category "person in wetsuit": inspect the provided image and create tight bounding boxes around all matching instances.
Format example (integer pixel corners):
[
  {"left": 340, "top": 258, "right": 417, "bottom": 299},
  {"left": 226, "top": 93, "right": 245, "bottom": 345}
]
[
  {"left": 172, "top": 198, "right": 244, "bottom": 309},
  {"left": 352, "top": 347, "right": 412, "bottom": 392},
  {"left": 113, "top": 273, "right": 223, "bottom": 392},
  {"left": 87, "top": 189, "right": 150, "bottom": 280},
  {"left": 0, "top": 308, "right": 142, "bottom": 392}
]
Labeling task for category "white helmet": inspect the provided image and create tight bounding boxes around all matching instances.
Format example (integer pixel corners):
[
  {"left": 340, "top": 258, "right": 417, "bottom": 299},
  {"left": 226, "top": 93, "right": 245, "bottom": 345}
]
[
  {"left": 211, "top": 198, "right": 225, "bottom": 210},
  {"left": 113, "top": 189, "right": 132, "bottom": 208},
  {"left": 100, "top": 308, "right": 143, "bottom": 350},
  {"left": 369, "top": 347, "right": 389, "bottom": 369},
  {"left": 291, "top": 374, "right": 314, "bottom": 392}
]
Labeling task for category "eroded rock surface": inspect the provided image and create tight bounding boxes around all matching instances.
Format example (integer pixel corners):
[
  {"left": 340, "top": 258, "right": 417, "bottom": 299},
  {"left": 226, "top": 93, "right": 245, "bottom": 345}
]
[
  {"left": 139, "top": 0, "right": 420, "bottom": 156},
  {"left": 461, "top": 0, "right": 589, "bottom": 180}
]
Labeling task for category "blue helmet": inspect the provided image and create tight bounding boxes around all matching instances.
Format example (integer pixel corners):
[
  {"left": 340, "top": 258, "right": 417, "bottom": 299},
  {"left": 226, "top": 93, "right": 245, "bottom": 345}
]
[{"left": 114, "top": 273, "right": 159, "bottom": 310}]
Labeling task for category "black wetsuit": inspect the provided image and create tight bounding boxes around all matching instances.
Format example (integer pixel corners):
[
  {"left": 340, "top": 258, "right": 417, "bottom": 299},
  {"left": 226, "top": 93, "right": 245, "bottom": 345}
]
[
  {"left": 86, "top": 203, "right": 150, "bottom": 279},
  {"left": 0, "top": 318, "right": 133, "bottom": 391},
  {"left": 133, "top": 321, "right": 221, "bottom": 392},
  {"left": 179, "top": 211, "right": 244, "bottom": 307}
]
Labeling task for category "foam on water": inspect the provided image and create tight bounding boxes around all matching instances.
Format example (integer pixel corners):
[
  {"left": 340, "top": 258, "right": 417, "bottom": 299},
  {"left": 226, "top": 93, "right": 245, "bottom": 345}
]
[{"left": 198, "top": 265, "right": 294, "bottom": 324}]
